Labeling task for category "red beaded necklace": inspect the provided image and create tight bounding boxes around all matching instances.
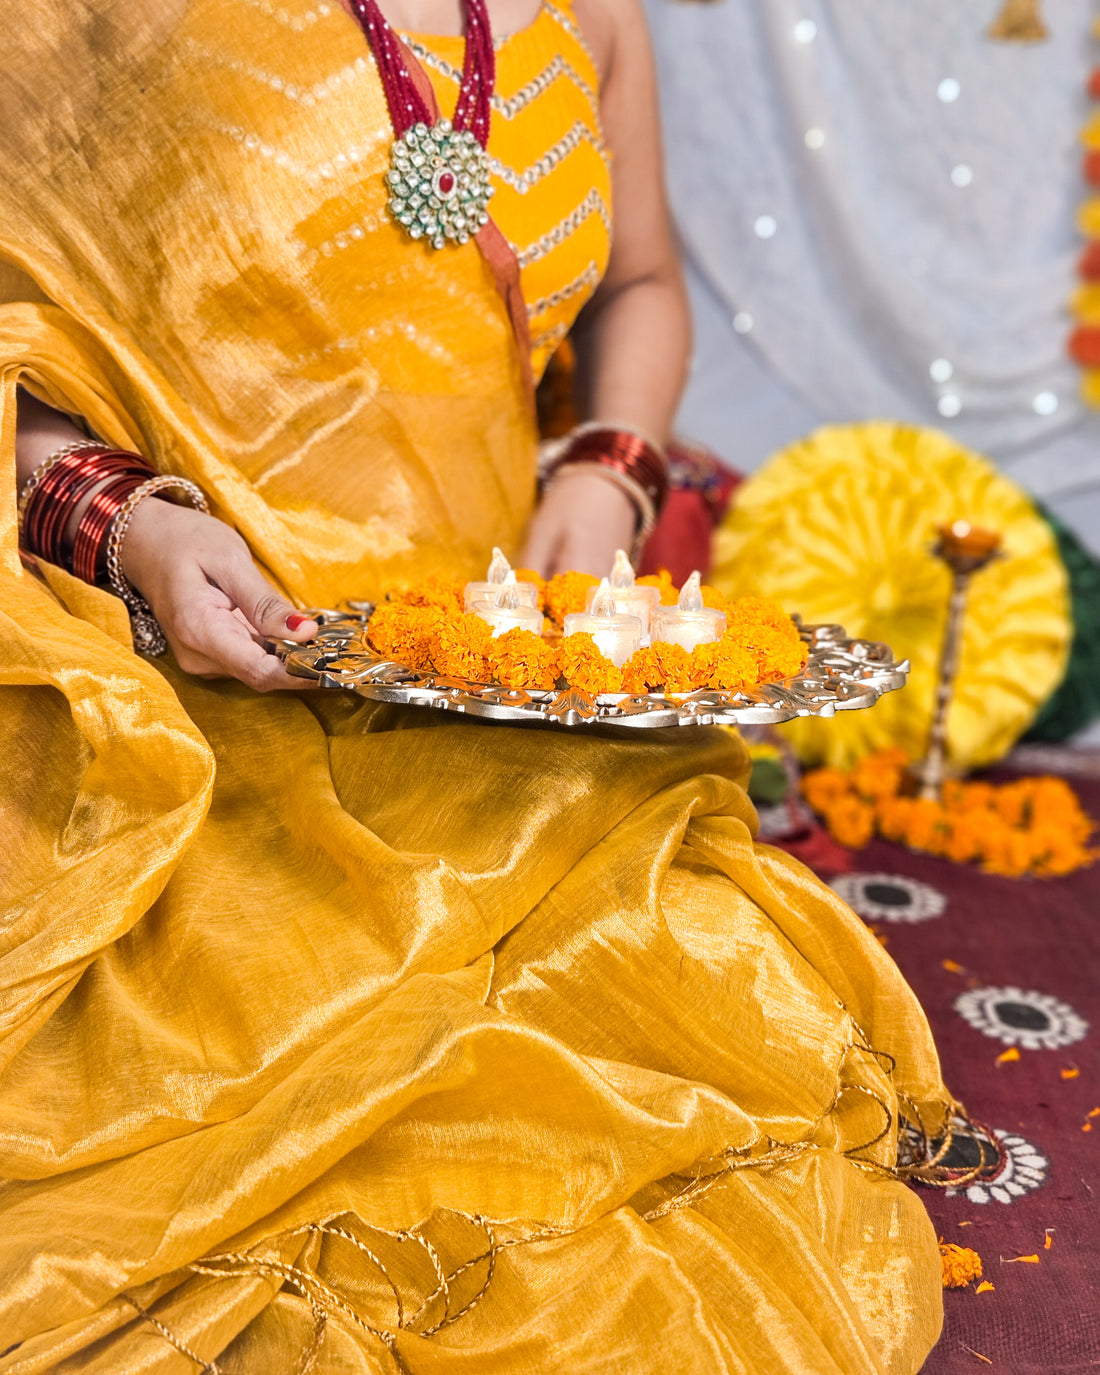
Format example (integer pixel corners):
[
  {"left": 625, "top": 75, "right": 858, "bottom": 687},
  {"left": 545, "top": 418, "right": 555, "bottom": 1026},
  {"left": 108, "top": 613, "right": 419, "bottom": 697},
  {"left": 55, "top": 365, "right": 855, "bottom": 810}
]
[{"left": 345, "top": 0, "right": 497, "bottom": 249}]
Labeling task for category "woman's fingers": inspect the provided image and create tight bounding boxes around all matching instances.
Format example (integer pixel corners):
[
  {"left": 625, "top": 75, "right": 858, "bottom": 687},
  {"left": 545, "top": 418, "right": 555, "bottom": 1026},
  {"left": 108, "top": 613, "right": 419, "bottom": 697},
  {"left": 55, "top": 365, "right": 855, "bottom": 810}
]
[
  {"left": 176, "top": 601, "right": 310, "bottom": 690},
  {"left": 221, "top": 554, "right": 318, "bottom": 642}
]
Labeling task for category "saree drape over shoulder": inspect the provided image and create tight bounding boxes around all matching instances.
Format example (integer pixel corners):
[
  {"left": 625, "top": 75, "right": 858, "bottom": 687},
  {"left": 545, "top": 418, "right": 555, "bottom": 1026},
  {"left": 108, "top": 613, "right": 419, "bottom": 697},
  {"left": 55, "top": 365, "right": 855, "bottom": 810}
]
[{"left": 0, "top": 3, "right": 951, "bottom": 1370}]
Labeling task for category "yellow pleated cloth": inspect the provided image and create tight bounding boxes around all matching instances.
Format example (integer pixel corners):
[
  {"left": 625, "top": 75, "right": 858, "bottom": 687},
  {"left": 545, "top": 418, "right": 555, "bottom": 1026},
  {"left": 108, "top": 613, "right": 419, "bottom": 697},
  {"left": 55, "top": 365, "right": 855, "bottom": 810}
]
[
  {"left": 712, "top": 422, "right": 1072, "bottom": 771},
  {"left": 1, "top": 5, "right": 951, "bottom": 1371}
]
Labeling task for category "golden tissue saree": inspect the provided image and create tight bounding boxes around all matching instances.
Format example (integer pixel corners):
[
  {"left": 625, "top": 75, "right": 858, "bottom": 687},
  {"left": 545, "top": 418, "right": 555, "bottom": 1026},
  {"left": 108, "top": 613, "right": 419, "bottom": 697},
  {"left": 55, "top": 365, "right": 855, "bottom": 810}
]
[{"left": 1, "top": 2, "right": 953, "bottom": 1370}]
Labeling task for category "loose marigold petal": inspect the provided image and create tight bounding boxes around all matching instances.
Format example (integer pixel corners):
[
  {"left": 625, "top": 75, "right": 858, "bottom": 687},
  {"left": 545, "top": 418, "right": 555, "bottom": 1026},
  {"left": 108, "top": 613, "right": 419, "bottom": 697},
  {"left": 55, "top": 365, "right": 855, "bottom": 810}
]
[
  {"left": 996, "top": 1047, "right": 1021, "bottom": 1065},
  {"left": 1061, "top": 1067, "right": 1081, "bottom": 1079},
  {"left": 1005, "top": 1254, "right": 1040, "bottom": 1264},
  {"left": 975, "top": 1281, "right": 995, "bottom": 1294},
  {"left": 942, "top": 959, "right": 966, "bottom": 974}
]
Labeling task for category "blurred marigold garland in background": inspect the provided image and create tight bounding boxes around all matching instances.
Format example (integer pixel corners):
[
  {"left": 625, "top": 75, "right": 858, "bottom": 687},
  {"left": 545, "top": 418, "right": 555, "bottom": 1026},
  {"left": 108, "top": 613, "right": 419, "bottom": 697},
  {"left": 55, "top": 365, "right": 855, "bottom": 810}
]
[
  {"left": 1070, "top": 20, "right": 1100, "bottom": 399},
  {"left": 801, "top": 749, "right": 1097, "bottom": 879}
]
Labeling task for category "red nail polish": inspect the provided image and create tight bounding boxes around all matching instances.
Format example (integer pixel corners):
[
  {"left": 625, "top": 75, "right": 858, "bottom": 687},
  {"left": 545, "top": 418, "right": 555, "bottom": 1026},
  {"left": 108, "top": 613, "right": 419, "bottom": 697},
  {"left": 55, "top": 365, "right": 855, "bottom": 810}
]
[{"left": 285, "top": 613, "right": 310, "bottom": 631}]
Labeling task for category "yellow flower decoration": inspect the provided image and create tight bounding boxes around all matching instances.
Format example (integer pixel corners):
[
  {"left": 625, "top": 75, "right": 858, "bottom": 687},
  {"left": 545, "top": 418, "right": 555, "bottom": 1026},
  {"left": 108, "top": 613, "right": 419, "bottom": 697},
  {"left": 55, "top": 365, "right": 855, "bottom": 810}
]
[{"left": 712, "top": 422, "right": 1072, "bottom": 769}]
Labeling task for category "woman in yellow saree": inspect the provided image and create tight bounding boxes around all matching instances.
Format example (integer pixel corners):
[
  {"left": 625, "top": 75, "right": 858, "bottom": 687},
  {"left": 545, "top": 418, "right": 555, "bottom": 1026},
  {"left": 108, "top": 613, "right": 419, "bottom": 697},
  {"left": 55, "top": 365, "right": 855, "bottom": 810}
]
[{"left": 1, "top": 1, "right": 953, "bottom": 1370}]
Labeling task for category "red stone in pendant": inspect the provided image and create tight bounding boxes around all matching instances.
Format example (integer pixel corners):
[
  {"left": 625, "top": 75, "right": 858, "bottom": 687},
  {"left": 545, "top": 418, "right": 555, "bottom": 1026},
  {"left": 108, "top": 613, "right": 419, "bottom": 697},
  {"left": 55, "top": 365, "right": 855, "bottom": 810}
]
[{"left": 438, "top": 171, "right": 455, "bottom": 195}]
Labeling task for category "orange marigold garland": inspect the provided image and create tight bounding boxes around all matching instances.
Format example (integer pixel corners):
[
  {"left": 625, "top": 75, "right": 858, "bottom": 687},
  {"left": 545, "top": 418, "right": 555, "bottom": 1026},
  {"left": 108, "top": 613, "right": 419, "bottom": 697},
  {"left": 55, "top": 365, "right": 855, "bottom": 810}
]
[
  {"left": 363, "top": 576, "right": 808, "bottom": 699},
  {"left": 802, "top": 750, "right": 1098, "bottom": 878}
]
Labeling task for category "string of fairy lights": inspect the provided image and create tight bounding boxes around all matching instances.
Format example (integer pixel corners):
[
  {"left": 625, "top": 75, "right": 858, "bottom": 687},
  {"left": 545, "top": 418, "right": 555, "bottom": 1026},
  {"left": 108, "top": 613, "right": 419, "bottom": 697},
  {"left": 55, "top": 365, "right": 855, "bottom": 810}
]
[{"left": 728, "top": 14, "right": 1063, "bottom": 424}]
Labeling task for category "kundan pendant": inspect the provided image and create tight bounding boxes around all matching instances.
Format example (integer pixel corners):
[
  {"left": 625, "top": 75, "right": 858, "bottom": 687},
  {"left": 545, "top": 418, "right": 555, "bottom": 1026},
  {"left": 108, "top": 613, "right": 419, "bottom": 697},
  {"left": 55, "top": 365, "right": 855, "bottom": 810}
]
[
  {"left": 386, "top": 119, "right": 493, "bottom": 249},
  {"left": 345, "top": 0, "right": 496, "bottom": 252}
]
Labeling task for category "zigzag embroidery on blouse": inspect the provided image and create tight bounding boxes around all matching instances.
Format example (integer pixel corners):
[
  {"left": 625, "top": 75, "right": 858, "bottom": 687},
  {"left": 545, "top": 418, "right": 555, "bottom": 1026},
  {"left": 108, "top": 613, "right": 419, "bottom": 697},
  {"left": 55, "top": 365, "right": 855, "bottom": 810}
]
[
  {"left": 531, "top": 320, "right": 570, "bottom": 353},
  {"left": 403, "top": 41, "right": 599, "bottom": 124},
  {"left": 525, "top": 261, "right": 600, "bottom": 317},
  {"left": 487, "top": 122, "right": 606, "bottom": 195},
  {"left": 512, "top": 188, "right": 611, "bottom": 268},
  {"left": 544, "top": 1, "right": 597, "bottom": 67}
]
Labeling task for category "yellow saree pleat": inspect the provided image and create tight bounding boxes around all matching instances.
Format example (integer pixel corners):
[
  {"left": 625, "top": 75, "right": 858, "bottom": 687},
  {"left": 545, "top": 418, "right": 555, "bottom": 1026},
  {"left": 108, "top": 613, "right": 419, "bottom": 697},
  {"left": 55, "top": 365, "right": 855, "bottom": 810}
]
[{"left": 0, "top": 2, "right": 951, "bottom": 1371}]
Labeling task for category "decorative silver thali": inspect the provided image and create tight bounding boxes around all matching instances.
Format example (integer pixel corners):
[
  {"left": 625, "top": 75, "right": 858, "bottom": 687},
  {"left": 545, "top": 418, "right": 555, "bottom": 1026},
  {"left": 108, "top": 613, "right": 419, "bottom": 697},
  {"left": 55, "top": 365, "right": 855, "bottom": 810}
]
[{"left": 277, "top": 609, "right": 908, "bottom": 729}]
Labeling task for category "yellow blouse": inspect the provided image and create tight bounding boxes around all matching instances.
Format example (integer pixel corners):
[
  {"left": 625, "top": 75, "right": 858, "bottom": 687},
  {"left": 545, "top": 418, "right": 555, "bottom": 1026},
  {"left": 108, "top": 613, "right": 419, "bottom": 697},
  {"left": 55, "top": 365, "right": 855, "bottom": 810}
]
[{"left": 403, "top": 0, "right": 613, "bottom": 379}]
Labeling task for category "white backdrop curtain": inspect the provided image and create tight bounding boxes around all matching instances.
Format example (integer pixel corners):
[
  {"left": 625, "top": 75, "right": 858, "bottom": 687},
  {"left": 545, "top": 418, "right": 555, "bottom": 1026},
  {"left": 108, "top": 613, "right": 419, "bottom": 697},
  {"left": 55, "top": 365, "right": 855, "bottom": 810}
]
[{"left": 644, "top": 0, "right": 1100, "bottom": 554}]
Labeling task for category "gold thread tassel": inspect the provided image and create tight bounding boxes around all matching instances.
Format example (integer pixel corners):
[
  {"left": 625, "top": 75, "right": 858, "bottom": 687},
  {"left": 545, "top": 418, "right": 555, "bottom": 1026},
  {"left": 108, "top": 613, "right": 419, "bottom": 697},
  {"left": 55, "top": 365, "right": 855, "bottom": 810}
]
[{"left": 988, "top": 0, "right": 1049, "bottom": 41}]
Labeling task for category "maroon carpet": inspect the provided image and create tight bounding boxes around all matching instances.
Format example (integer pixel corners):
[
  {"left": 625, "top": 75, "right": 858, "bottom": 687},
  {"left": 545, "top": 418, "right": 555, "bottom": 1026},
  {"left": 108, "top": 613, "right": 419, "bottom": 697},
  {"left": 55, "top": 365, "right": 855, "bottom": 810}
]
[{"left": 802, "top": 748, "right": 1100, "bottom": 1373}]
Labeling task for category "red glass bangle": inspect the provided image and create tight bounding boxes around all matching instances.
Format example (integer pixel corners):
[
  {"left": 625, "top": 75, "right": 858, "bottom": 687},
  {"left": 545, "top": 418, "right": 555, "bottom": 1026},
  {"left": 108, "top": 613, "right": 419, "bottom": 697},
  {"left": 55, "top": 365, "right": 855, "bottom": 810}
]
[
  {"left": 71, "top": 471, "right": 150, "bottom": 583},
  {"left": 21, "top": 447, "right": 154, "bottom": 575},
  {"left": 557, "top": 428, "right": 670, "bottom": 515},
  {"left": 35, "top": 456, "right": 148, "bottom": 569}
]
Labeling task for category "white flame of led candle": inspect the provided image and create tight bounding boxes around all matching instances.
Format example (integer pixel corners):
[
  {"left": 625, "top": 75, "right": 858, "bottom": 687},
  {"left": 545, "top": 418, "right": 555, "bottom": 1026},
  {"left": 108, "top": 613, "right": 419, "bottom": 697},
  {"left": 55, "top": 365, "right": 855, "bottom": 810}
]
[
  {"left": 465, "top": 547, "right": 538, "bottom": 612},
  {"left": 487, "top": 546, "right": 510, "bottom": 584},
  {"left": 679, "top": 571, "right": 704, "bottom": 612},
  {"left": 586, "top": 549, "right": 661, "bottom": 638},
  {"left": 650, "top": 570, "right": 726, "bottom": 651},
  {"left": 494, "top": 571, "right": 521, "bottom": 609},
  {"left": 609, "top": 549, "right": 635, "bottom": 589},
  {"left": 473, "top": 570, "right": 542, "bottom": 637},
  {"left": 590, "top": 578, "right": 618, "bottom": 618}
]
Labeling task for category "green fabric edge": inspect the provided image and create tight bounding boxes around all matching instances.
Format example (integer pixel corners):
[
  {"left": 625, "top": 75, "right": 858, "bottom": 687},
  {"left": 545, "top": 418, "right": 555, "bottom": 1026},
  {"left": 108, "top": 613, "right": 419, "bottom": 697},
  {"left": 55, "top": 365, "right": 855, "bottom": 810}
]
[{"left": 1024, "top": 506, "right": 1100, "bottom": 742}]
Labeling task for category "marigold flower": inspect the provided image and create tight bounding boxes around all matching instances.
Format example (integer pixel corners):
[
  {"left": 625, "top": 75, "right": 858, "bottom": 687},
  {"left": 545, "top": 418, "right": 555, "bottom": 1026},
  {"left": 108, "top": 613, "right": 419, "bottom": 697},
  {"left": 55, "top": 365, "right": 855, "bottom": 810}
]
[
  {"left": 430, "top": 612, "right": 496, "bottom": 681},
  {"left": 875, "top": 795, "right": 915, "bottom": 843},
  {"left": 620, "top": 640, "right": 708, "bottom": 694},
  {"left": 942, "top": 815, "right": 984, "bottom": 865},
  {"left": 700, "top": 584, "right": 732, "bottom": 617},
  {"left": 545, "top": 571, "right": 599, "bottom": 625},
  {"left": 802, "top": 747, "right": 1096, "bottom": 879},
  {"left": 852, "top": 753, "right": 908, "bottom": 802},
  {"left": 366, "top": 603, "right": 446, "bottom": 671},
  {"left": 801, "top": 768, "right": 852, "bottom": 813},
  {"left": 707, "top": 637, "right": 759, "bottom": 693},
  {"left": 825, "top": 795, "right": 875, "bottom": 849},
  {"left": 387, "top": 575, "right": 465, "bottom": 615},
  {"left": 940, "top": 1242, "right": 983, "bottom": 1289},
  {"left": 489, "top": 627, "right": 559, "bottom": 690},
  {"left": 557, "top": 632, "right": 622, "bottom": 694}
]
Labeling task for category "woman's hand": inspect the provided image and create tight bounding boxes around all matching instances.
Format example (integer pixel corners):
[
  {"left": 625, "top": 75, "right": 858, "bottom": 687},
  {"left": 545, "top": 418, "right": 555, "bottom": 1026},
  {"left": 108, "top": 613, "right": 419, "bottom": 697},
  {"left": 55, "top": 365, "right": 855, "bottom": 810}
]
[
  {"left": 519, "top": 468, "right": 637, "bottom": 577},
  {"left": 119, "top": 498, "right": 318, "bottom": 690}
]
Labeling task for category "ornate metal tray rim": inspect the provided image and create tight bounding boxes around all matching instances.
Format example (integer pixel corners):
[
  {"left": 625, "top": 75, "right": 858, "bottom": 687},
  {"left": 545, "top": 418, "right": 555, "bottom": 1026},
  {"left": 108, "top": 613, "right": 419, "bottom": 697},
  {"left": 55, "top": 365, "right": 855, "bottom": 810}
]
[{"left": 277, "top": 608, "right": 909, "bottom": 729}]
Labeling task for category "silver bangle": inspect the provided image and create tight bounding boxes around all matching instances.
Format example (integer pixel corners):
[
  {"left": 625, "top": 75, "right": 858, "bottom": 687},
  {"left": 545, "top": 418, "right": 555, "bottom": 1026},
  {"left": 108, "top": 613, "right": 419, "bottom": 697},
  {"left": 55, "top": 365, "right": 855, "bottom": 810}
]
[
  {"left": 16, "top": 439, "right": 106, "bottom": 528},
  {"left": 106, "top": 476, "right": 210, "bottom": 657}
]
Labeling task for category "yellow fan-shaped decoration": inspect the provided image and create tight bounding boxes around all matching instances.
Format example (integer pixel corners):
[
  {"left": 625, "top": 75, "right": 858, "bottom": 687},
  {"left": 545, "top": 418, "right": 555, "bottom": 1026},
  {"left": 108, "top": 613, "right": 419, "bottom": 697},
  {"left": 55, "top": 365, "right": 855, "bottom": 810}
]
[{"left": 711, "top": 423, "right": 1072, "bottom": 770}]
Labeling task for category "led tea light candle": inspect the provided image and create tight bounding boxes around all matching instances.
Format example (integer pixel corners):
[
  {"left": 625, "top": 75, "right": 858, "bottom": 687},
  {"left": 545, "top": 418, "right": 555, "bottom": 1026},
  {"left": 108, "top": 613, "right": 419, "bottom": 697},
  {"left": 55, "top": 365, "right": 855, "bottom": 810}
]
[
  {"left": 563, "top": 578, "right": 642, "bottom": 667},
  {"left": 586, "top": 548, "right": 661, "bottom": 638},
  {"left": 464, "top": 546, "right": 539, "bottom": 613},
  {"left": 650, "top": 572, "right": 726, "bottom": 652},
  {"left": 472, "top": 572, "right": 544, "bottom": 637}
]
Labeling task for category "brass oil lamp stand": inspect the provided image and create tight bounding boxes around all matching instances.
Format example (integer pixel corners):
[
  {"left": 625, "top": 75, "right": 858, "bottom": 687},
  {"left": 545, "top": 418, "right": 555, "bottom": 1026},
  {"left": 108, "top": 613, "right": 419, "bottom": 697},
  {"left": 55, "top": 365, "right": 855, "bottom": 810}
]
[{"left": 917, "top": 522, "right": 1003, "bottom": 801}]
